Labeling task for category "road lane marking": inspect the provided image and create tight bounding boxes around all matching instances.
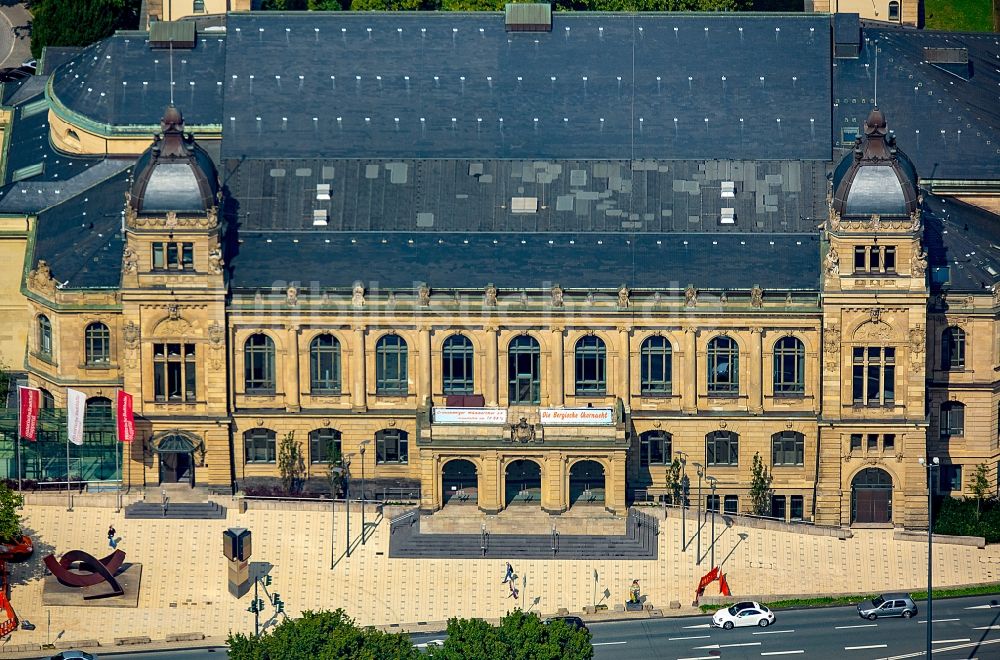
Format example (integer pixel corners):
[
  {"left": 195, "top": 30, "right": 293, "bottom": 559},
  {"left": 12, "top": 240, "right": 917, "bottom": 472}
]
[
  {"left": 695, "top": 642, "right": 762, "bottom": 649},
  {"left": 677, "top": 656, "right": 717, "bottom": 660},
  {"left": 965, "top": 604, "right": 1000, "bottom": 610},
  {"left": 836, "top": 623, "right": 877, "bottom": 629},
  {"left": 879, "top": 636, "right": 1000, "bottom": 659},
  {"left": 668, "top": 635, "right": 711, "bottom": 641},
  {"left": 919, "top": 618, "right": 960, "bottom": 623},
  {"left": 845, "top": 644, "right": 888, "bottom": 650},
  {"left": 592, "top": 641, "right": 627, "bottom": 646},
  {"left": 683, "top": 623, "right": 712, "bottom": 629},
  {"left": 761, "top": 652, "right": 805, "bottom": 656},
  {"left": 753, "top": 629, "right": 794, "bottom": 635},
  {"left": 933, "top": 638, "right": 971, "bottom": 644},
  {"left": 974, "top": 625, "right": 1000, "bottom": 630}
]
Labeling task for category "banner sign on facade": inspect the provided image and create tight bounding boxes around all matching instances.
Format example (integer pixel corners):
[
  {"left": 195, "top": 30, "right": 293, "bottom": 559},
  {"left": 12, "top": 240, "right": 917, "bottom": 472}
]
[
  {"left": 17, "top": 386, "right": 40, "bottom": 441},
  {"left": 539, "top": 408, "right": 614, "bottom": 426},
  {"left": 431, "top": 407, "right": 508, "bottom": 425},
  {"left": 116, "top": 390, "right": 135, "bottom": 443},
  {"left": 66, "top": 388, "right": 86, "bottom": 446}
]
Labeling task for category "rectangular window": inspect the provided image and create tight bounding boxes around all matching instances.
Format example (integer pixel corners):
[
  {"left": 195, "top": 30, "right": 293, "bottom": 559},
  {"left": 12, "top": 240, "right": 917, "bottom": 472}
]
[
  {"left": 853, "top": 346, "right": 894, "bottom": 406},
  {"left": 790, "top": 495, "right": 804, "bottom": 520},
  {"left": 152, "top": 242, "right": 195, "bottom": 271},
  {"left": 153, "top": 343, "right": 196, "bottom": 402},
  {"left": 640, "top": 433, "right": 670, "bottom": 467},
  {"left": 706, "top": 494, "right": 720, "bottom": 513},
  {"left": 770, "top": 495, "right": 786, "bottom": 520},
  {"left": 376, "top": 430, "right": 409, "bottom": 464},
  {"left": 850, "top": 433, "right": 862, "bottom": 452},
  {"left": 854, "top": 246, "right": 867, "bottom": 272},
  {"left": 309, "top": 431, "right": 341, "bottom": 464},
  {"left": 772, "top": 431, "right": 804, "bottom": 466},
  {"left": 724, "top": 494, "right": 739, "bottom": 515},
  {"left": 244, "top": 431, "right": 276, "bottom": 464},
  {"left": 867, "top": 433, "right": 879, "bottom": 451},
  {"left": 883, "top": 433, "right": 895, "bottom": 452},
  {"left": 193, "top": 0, "right": 206, "bottom": 12},
  {"left": 884, "top": 246, "right": 896, "bottom": 272},
  {"left": 152, "top": 243, "right": 165, "bottom": 270},
  {"left": 940, "top": 465, "right": 963, "bottom": 492},
  {"left": 707, "top": 431, "right": 739, "bottom": 466}
]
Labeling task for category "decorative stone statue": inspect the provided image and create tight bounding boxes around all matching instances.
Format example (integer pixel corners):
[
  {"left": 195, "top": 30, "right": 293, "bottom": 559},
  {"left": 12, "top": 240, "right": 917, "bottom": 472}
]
[
  {"left": 510, "top": 417, "right": 535, "bottom": 443},
  {"left": 27, "top": 260, "right": 56, "bottom": 295},
  {"left": 617, "top": 285, "right": 630, "bottom": 308},
  {"left": 167, "top": 304, "right": 181, "bottom": 321},
  {"left": 484, "top": 283, "right": 498, "bottom": 307},
  {"left": 684, "top": 285, "right": 697, "bottom": 308},
  {"left": 750, "top": 285, "right": 763, "bottom": 309},
  {"left": 352, "top": 282, "right": 365, "bottom": 308},
  {"left": 286, "top": 286, "right": 298, "bottom": 306},
  {"left": 869, "top": 307, "right": 882, "bottom": 324},
  {"left": 911, "top": 249, "right": 928, "bottom": 277},
  {"left": 520, "top": 291, "right": 528, "bottom": 306},
  {"left": 586, "top": 291, "right": 595, "bottom": 306},
  {"left": 629, "top": 579, "right": 640, "bottom": 604},
  {"left": 719, "top": 291, "right": 728, "bottom": 305},
  {"left": 824, "top": 246, "right": 840, "bottom": 276},
  {"left": 417, "top": 284, "right": 431, "bottom": 307},
  {"left": 121, "top": 246, "right": 137, "bottom": 274},
  {"left": 208, "top": 247, "right": 224, "bottom": 275},
  {"left": 123, "top": 321, "right": 139, "bottom": 350},
  {"left": 550, "top": 284, "right": 564, "bottom": 308}
]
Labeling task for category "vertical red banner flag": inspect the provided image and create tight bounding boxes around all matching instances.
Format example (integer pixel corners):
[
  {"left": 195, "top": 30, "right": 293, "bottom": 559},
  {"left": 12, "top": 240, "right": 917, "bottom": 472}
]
[
  {"left": 17, "top": 386, "right": 40, "bottom": 441},
  {"left": 116, "top": 390, "right": 135, "bottom": 443}
]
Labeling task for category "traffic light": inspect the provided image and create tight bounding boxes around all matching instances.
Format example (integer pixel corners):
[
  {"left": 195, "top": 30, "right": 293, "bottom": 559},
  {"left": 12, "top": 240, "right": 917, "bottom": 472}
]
[
  {"left": 275, "top": 598, "right": 285, "bottom": 614},
  {"left": 263, "top": 575, "right": 272, "bottom": 587},
  {"left": 271, "top": 592, "right": 280, "bottom": 606}
]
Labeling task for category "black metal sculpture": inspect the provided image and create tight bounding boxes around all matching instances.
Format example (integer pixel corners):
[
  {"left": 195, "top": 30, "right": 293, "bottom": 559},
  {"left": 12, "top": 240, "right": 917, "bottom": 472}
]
[{"left": 44, "top": 549, "right": 126, "bottom": 599}]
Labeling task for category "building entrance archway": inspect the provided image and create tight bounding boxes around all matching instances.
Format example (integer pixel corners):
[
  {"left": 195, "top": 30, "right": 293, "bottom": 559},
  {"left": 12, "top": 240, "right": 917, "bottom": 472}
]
[
  {"left": 505, "top": 459, "right": 542, "bottom": 507},
  {"left": 441, "top": 459, "right": 478, "bottom": 506},
  {"left": 851, "top": 467, "right": 893, "bottom": 524},
  {"left": 569, "top": 460, "right": 606, "bottom": 506}
]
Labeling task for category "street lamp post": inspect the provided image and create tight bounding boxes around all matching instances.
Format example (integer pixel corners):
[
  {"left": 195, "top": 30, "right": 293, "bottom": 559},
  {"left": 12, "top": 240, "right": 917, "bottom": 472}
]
[
  {"left": 344, "top": 455, "right": 353, "bottom": 558},
  {"left": 360, "top": 440, "right": 370, "bottom": 545},
  {"left": 693, "top": 462, "right": 704, "bottom": 565},
  {"left": 329, "top": 463, "right": 344, "bottom": 569},
  {"left": 919, "top": 456, "right": 940, "bottom": 658},
  {"left": 706, "top": 476, "right": 719, "bottom": 569},
  {"left": 676, "top": 451, "right": 688, "bottom": 552}
]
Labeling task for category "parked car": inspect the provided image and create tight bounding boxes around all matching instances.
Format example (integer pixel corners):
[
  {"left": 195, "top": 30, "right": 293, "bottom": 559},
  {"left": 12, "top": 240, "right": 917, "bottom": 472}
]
[
  {"left": 712, "top": 602, "right": 775, "bottom": 629},
  {"left": 857, "top": 593, "right": 917, "bottom": 620},
  {"left": 544, "top": 615, "right": 588, "bottom": 632}
]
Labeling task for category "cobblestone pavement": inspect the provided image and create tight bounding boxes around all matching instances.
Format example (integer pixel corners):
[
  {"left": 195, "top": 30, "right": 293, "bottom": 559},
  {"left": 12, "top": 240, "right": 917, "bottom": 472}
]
[{"left": 2, "top": 502, "right": 997, "bottom": 652}]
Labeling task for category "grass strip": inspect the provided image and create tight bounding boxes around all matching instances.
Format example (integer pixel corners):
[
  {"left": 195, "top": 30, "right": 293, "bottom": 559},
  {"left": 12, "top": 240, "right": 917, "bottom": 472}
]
[{"left": 698, "top": 583, "right": 1000, "bottom": 613}]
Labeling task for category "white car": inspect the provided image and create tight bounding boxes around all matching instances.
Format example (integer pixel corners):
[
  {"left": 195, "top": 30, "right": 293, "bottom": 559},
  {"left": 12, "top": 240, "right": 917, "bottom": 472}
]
[{"left": 712, "top": 601, "right": 775, "bottom": 629}]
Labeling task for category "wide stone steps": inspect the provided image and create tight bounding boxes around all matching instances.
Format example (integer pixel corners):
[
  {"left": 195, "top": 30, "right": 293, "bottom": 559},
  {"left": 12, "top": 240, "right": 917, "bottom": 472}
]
[{"left": 124, "top": 501, "right": 227, "bottom": 520}]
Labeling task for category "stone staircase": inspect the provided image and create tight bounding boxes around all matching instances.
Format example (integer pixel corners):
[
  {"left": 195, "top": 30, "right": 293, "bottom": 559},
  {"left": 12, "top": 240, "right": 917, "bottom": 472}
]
[
  {"left": 124, "top": 485, "right": 227, "bottom": 520},
  {"left": 389, "top": 508, "right": 657, "bottom": 560}
]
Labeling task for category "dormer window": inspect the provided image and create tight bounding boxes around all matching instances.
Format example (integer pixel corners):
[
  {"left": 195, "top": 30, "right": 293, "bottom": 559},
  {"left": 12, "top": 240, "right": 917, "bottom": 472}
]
[
  {"left": 853, "top": 245, "right": 896, "bottom": 274},
  {"left": 152, "top": 242, "right": 194, "bottom": 271}
]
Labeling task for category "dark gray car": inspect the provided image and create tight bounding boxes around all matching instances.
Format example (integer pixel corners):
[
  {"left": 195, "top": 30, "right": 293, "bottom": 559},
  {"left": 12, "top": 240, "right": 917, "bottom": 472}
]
[{"left": 857, "top": 593, "right": 917, "bottom": 620}]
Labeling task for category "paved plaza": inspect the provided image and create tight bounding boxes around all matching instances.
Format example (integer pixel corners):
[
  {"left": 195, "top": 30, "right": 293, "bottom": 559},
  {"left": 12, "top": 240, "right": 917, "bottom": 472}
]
[{"left": 2, "top": 499, "right": 998, "bottom": 653}]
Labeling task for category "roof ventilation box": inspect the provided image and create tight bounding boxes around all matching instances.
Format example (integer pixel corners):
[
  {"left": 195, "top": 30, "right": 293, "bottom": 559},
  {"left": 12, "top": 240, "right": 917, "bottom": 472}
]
[
  {"left": 149, "top": 21, "right": 197, "bottom": 50},
  {"left": 924, "top": 47, "right": 971, "bottom": 80},
  {"left": 832, "top": 13, "right": 860, "bottom": 59},
  {"left": 505, "top": 3, "right": 552, "bottom": 32}
]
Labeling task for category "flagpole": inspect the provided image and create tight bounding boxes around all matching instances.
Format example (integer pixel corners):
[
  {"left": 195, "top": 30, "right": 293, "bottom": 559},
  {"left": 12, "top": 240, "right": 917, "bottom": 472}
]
[
  {"left": 66, "top": 425, "right": 72, "bottom": 512},
  {"left": 114, "top": 390, "right": 121, "bottom": 512},
  {"left": 15, "top": 387, "right": 21, "bottom": 494}
]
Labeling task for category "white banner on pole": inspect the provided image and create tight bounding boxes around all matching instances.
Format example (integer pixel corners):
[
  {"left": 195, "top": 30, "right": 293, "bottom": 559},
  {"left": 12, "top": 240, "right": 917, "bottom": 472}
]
[{"left": 66, "top": 388, "right": 86, "bottom": 446}]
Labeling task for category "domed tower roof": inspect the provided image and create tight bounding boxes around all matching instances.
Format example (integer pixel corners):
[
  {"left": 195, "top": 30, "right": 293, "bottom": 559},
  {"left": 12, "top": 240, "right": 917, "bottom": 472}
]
[
  {"left": 832, "top": 107, "right": 918, "bottom": 218},
  {"left": 129, "top": 105, "right": 218, "bottom": 215}
]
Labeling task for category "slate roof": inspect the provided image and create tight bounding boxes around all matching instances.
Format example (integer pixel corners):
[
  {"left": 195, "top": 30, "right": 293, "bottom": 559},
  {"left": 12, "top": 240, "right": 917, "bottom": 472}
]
[
  {"left": 221, "top": 13, "right": 832, "bottom": 161},
  {"left": 832, "top": 28, "right": 1000, "bottom": 180},
  {"left": 223, "top": 158, "right": 828, "bottom": 234},
  {"left": 923, "top": 195, "right": 1000, "bottom": 293}
]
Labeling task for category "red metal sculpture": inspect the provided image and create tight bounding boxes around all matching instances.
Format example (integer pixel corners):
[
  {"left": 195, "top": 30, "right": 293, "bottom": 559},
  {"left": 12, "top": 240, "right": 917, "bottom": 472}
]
[
  {"left": 44, "top": 549, "right": 127, "bottom": 599},
  {"left": 0, "top": 535, "right": 34, "bottom": 635}
]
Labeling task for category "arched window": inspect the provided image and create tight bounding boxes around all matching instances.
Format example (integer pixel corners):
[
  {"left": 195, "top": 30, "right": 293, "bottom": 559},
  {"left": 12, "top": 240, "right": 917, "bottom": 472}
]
[
  {"left": 37, "top": 315, "right": 52, "bottom": 357},
  {"left": 888, "top": 0, "right": 900, "bottom": 20},
  {"left": 309, "top": 334, "right": 341, "bottom": 394},
  {"left": 309, "top": 428, "right": 341, "bottom": 464},
  {"left": 772, "top": 431, "right": 804, "bottom": 466},
  {"left": 574, "top": 335, "right": 607, "bottom": 395},
  {"left": 707, "top": 336, "right": 739, "bottom": 395},
  {"left": 773, "top": 336, "right": 805, "bottom": 395},
  {"left": 639, "top": 430, "right": 671, "bottom": 467},
  {"left": 39, "top": 388, "right": 54, "bottom": 410},
  {"left": 640, "top": 336, "right": 672, "bottom": 395},
  {"left": 706, "top": 430, "right": 739, "bottom": 466},
  {"left": 442, "top": 334, "right": 474, "bottom": 395},
  {"left": 85, "top": 396, "right": 114, "bottom": 445},
  {"left": 375, "top": 428, "right": 409, "bottom": 464},
  {"left": 244, "top": 334, "right": 276, "bottom": 394},
  {"left": 85, "top": 396, "right": 113, "bottom": 420},
  {"left": 375, "top": 334, "right": 408, "bottom": 395},
  {"left": 84, "top": 322, "right": 111, "bottom": 366},
  {"left": 244, "top": 428, "right": 276, "bottom": 464},
  {"left": 941, "top": 327, "right": 965, "bottom": 371},
  {"left": 941, "top": 401, "right": 965, "bottom": 438},
  {"left": 508, "top": 335, "right": 541, "bottom": 404}
]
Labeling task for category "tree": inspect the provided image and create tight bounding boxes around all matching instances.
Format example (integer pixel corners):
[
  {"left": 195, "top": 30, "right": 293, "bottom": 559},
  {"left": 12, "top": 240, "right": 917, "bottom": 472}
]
[
  {"left": 326, "top": 438, "right": 345, "bottom": 499},
  {"left": 748, "top": 451, "right": 773, "bottom": 516},
  {"left": 0, "top": 483, "right": 24, "bottom": 543},
  {"left": 277, "top": 431, "right": 305, "bottom": 495},
  {"left": 29, "top": 0, "right": 140, "bottom": 59},
  {"left": 665, "top": 458, "right": 683, "bottom": 505},
  {"left": 427, "top": 610, "right": 592, "bottom": 660},
  {"left": 970, "top": 463, "right": 992, "bottom": 512},
  {"left": 228, "top": 609, "right": 421, "bottom": 660}
]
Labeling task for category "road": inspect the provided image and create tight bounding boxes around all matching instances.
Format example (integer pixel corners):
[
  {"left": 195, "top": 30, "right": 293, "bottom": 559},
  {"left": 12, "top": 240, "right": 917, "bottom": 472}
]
[
  {"left": 32, "top": 648, "right": 229, "bottom": 659},
  {"left": 412, "top": 593, "right": 1000, "bottom": 659}
]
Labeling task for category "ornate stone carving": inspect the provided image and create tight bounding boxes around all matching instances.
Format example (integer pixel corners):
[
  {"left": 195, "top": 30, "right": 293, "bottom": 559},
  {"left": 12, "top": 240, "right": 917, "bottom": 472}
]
[
  {"left": 586, "top": 291, "right": 595, "bottom": 306},
  {"left": 387, "top": 292, "right": 397, "bottom": 306},
  {"left": 993, "top": 283, "right": 1000, "bottom": 307},
  {"left": 653, "top": 291, "right": 662, "bottom": 305},
  {"left": 823, "top": 325, "right": 840, "bottom": 372},
  {"left": 911, "top": 249, "right": 928, "bottom": 277},
  {"left": 121, "top": 246, "right": 137, "bottom": 274},
  {"left": 870, "top": 213, "right": 881, "bottom": 231},
  {"left": 510, "top": 417, "right": 536, "bottom": 443},
  {"left": 418, "top": 284, "right": 430, "bottom": 307},
  {"left": 167, "top": 304, "right": 180, "bottom": 321},
  {"left": 352, "top": 282, "right": 365, "bottom": 308},
  {"left": 254, "top": 291, "right": 264, "bottom": 306},
  {"left": 855, "top": 320, "right": 893, "bottom": 341},
  {"left": 869, "top": 307, "right": 882, "bottom": 325},
  {"left": 208, "top": 248, "right": 224, "bottom": 275},
  {"left": 909, "top": 207, "right": 922, "bottom": 232},
  {"left": 154, "top": 308, "right": 192, "bottom": 338},
  {"left": 824, "top": 246, "right": 839, "bottom": 277},
  {"left": 750, "top": 285, "right": 763, "bottom": 309},
  {"left": 123, "top": 321, "right": 139, "bottom": 350},
  {"left": 684, "top": 285, "right": 697, "bottom": 308},
  {"left": 27, "top": 260, "right": 57, "bottom": 296},
  {"left": 550, "top": 284, "right": 564, "bottom": 308},
  {"left": 617, "top": 285, "right": 630, "bottom": 308},
  {"left": 520, "top": 291, "right": 528, "bottom": 306},
  {"left": 208, "top": 321, "right": 224, "bottom": 346},
  {"left": 909, "top": 323, "right": 925, "bottom": 373},
  {"left": 719, "top": 291, "right": 728, "bottom": 305},
  {"left": 484, "top": 283, "right": 497, "bottom": 307},
  {"left": 127, "top": 212, "right": 218, "bottom": 230},
  {"left": 286, "top": 286, "right": 298, "bottom": 306},
  {"left": 829, "top": 208, "right": 841, "bottom": 231},
  {"left": 165, "top": 211, "right": 178, "bottom": 228}
]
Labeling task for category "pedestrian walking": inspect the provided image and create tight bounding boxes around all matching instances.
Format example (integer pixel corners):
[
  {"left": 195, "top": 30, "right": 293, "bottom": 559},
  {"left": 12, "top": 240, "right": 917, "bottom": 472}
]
[
  {"left": 508, "top": 581, "right": 519, "bottom": 599},
  {"left": 107, "top": 525, "right": 117, "bottom": 549},
  {"left": 502, "top": 562, "right": 514, "bottom": 584}
]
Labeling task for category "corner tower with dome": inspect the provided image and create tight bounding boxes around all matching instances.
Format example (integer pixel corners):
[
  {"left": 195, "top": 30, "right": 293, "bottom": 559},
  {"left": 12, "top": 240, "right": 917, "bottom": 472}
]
[{"left": 815, "top": 107, "right": 930, "bottom": 528}]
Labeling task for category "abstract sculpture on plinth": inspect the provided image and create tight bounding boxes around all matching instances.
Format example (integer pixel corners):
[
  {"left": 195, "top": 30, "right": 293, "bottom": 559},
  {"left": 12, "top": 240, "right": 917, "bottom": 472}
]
[{"left": 44, "top": 549, "right": 126, "bottom": 599}]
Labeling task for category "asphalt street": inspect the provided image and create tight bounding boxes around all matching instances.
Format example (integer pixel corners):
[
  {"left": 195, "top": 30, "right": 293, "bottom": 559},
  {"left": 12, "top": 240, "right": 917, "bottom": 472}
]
[{"left": 31, "top": 647, "right": 229, "bottom": 659}]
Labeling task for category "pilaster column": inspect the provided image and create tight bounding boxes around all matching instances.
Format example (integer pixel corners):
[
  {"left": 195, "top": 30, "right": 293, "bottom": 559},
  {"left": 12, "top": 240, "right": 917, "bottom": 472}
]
[
  {"left": 618, "top": 326, "right": 631, "bottom": 408},
  {"left": 286, "top": 325, "right": 301, "bottom": 412},
  {"left": 485, "top": 325, "right": 499, "bottom": 407},
  {"left": 749, "top": 327, "right": 763, "bottom": 414},
  {"left": 419, "top": 326, "right": 432, "bottom": 406},
  {"left": 352, "top": 325, "right": 367, "bottom": 411},
  {"left": 551, "top": 326, "right": 564, "bottom": 406},
  {"left": 683, "top": 328, "right": 697, "bottom": 413}
]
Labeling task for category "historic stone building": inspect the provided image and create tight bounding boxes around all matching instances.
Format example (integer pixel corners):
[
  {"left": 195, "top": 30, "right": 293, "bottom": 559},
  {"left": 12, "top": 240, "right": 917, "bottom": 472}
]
[{"left": 2, "top": 10, "right": 999, "bottom": 528}]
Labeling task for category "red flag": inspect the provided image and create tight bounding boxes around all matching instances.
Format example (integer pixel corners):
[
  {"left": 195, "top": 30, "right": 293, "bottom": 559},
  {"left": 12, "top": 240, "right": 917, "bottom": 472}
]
[
  {"left": 17, "top": 387, "right": 40, "bottom": 441},
  {"left": 719, "top": 573, "right": 732, "bottom": 597},
  {"left": 116, "top": 390, "right": 135, "bottom": 443}
]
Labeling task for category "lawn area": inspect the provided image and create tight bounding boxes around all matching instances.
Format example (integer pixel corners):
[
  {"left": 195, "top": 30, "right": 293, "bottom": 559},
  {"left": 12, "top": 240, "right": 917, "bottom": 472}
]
[{"left": 924, "top": 0, "right": 995, "bottom": 32}]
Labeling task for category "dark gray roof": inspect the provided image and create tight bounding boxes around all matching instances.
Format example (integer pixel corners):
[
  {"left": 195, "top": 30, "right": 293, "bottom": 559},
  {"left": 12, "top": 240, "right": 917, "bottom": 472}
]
[
  {"left": 223, "top": 158, "right": 828, "bottom": 234},
  {"left": 923, "top": 195, "right": 1000, "bottom": 293},
  {"left": 228, "top": 231, "right": 820, "bottom": 291},
  {"left": 221, "top": 13, "right": 832, "bottom": 161},
  {"left": 48, "top": 32, "right": 227, "bottom": 130},
  {"left": 833, "top": 28, "right": 1000, "bottom": 180},
  {"left": 31, "top": 172, "right": 129, "bottom": 289}
]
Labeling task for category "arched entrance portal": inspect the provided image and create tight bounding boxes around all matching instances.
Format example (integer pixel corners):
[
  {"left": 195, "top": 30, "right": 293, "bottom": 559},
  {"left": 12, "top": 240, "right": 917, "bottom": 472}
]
[
  {"left": 441, "top": 459, "right": 478, "bottom": 506},
  {"left": 851, "top": 468, "right": 893, "bottom": 524},
  {"left": 150, "top": 430, "right": 203, "bottom": 486},
  {"left": 569, "top": 460, "right": 606, "bottom": 506},
  {"left": 505, "top": 459, "right": 542, "bottom": 507}
]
